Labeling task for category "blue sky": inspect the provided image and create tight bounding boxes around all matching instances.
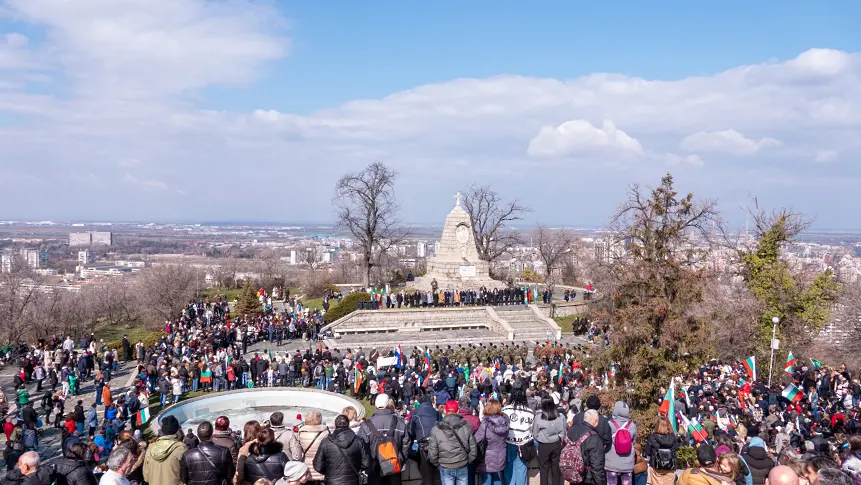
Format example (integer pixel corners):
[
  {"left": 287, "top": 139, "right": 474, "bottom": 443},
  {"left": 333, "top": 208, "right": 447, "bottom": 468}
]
[{"left": 0, "top": 0, "right": 859, "bottom": 229}]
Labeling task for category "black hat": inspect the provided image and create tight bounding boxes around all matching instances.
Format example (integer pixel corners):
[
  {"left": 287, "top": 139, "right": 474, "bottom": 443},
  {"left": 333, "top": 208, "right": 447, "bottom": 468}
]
[
  {"left": 586, "top": 395, "right": 602, "bottom": 410},
  {"left": 696, "top": 444, "right": 716, "bottom": 466},
  {"left": 160, "top": 415, "right": 180, "bottom": 436}
]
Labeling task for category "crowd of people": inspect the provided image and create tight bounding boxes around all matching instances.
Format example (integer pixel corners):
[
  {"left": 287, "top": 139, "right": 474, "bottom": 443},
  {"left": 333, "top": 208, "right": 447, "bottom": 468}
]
[{"left": 2, "top": 291, "right": 861, "bottom": 485}]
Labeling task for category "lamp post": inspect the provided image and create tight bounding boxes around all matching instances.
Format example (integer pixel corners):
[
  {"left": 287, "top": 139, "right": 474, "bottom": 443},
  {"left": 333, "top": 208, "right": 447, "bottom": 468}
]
[{"left": 768, "top": 316, "right": 780, "bottom": 387}]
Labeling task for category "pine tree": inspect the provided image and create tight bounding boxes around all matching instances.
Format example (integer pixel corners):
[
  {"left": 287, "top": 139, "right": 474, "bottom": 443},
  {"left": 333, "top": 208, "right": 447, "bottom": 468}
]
[{"left": 235, "top": 279, "right": 262, "bottom": 316}]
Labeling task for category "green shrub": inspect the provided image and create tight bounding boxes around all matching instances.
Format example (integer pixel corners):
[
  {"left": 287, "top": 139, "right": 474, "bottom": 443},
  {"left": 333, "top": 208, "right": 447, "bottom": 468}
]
[
  {"left": 677, "top": 446, "right": 698, "bottom": 468},
  {"left": 324, "top": 292, "right": 372, "bottom": 324}
]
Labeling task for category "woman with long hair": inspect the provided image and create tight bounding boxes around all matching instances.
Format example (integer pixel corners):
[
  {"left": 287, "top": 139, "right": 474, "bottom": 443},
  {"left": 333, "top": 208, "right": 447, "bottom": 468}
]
[
  {"left": 244, "top": 428, "right": 290, "bottom": 484},
  {"left": 644, "top": 416, "right": 679, "bottom": 485},
  {"left": 502, "top": 388, "right": 534, "bottom": 485},
  {"left": 532, "top": 395, "right": 566, "bottom": 485},
  {"left": 234, "top": 420, "right": 262, "bottom": 485}
]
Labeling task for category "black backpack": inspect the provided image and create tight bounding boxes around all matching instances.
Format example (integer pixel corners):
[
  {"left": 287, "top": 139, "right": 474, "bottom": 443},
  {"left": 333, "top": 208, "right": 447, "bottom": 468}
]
[{"left": 651, "top": 447, "right": 675, "bottom": 470}]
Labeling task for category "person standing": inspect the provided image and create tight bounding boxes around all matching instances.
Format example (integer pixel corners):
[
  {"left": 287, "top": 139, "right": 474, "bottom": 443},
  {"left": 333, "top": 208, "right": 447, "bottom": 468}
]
[
  {"left": 122, "top": 336, "right": 131, "bottom": 363},
  {"left": 644, "top": 416, "right": 678, "bottom": 485},
  {"left": 502, "top": 389, "right": 535, "bottom": 485},
  {"left": 409, "top": 395, "right": 441, "bottom": 485},
  {"left": 180, "top": 421, "right": 235, "bottom": 485},
  {"left": 605, "top": 402, "right": 637, "bottom": 485},
  {"left": 314, "top": 414, "right": 372, "bottom": 485},
  {"left": 143, "top": 415, "right": 186, "bottom": 485},
  {"left": 566, "top": 409, "right": 606, "bottom": 485},
  {"left": 476, "top": 400, "right": 510, "bottom": 485},
  {"left": 356, "top": 395, "right": 410, "bottom": 485},
  {"left": 532, "top": 395, "right": 566, "bottom": 485},
  {"left": 427, "top": 400, "right": 477, "bottom": 485}
]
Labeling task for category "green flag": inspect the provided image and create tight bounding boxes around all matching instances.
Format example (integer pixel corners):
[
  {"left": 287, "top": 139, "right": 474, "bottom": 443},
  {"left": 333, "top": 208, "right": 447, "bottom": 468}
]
[{"left": 810, "top": 358, "right": 823, "bottom": 369}]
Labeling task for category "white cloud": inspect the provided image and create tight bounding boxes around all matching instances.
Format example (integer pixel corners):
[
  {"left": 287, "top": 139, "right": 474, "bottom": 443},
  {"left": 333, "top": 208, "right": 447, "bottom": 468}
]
[
  {"left": 0, "top": 0, "right": 859, "bottom": 224},
  {"left": 664, "top": 153, "right": 705, "bottom": 167},
  {"left": 814, "top": 150, "right": 838, "bottom": 163},
  {"left": 680, "top": 129, "right": 782, "bottom": 156},
  {"left": 527, "top": 119, "right": 643, "bottom": 157}
]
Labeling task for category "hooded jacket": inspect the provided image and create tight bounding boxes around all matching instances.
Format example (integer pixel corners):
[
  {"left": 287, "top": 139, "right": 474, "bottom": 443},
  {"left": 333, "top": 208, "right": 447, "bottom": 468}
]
[
  {"left": 314, "top": 427, "right": 372, "bottom": 485},
  {"left": 741, "top": 438, "right": 775, "bottom": 485},
  {"left": 143, "top": 436, "right": 186, "bottom": 485},
  {"left": 428, "top": 414, "right": 477, "bottom": 469},
  {"left": 476, "top": 414, "right": 509, "bottom": 473},
  {"left": 605, "top": 401, "right": 638, "bottom": 473},
  {"left": 409, "top": 402, "right": 441, "bottom": 442}
]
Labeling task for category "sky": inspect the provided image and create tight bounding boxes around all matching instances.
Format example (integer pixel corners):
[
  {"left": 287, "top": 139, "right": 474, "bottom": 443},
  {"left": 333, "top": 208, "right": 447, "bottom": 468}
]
[{"left": 0, "top": 0, "right": 859, "bottom": 229}]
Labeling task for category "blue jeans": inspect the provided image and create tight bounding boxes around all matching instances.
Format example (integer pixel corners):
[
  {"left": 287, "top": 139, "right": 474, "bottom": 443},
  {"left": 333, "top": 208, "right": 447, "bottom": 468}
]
[
  {"left": 481, "top": 471, "right": 503, "bottom": 485},
  {"left": 440, "top": 466, "right": 468, "bottom": 485},
  {"left": 505, "top": 444, "right": 528, "bottom": 485},
  {"left": 95, "top": 385, "right": 103, "bottom": 405},
  {"left": 160, "top": 393, "right": 168, "bottom": 406},
  {"left": 192, "top": 378, "right": 199, "bottom": 392}
]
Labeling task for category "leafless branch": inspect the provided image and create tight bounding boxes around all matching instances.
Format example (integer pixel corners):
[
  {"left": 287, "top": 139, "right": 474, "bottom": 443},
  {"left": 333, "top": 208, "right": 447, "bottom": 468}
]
[{"left": 462, "top": 184, "right": 531, "bottom": 263}]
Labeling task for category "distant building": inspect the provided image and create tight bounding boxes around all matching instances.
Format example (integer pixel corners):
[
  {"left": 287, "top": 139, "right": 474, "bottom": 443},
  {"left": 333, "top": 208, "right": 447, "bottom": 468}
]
[
  {"left": 78, "top": 250, "right": 96, "bottom": 265},
  {"left": 23, "top": 249, "right": 48, "bottom": 268},
  {"left": 289, "top": 250, "right": 297, "bottom": 265},
  {"left": 0, "top": 253, "right": 11, "bottom": 273},
  {"left": 417, "top": 242, "right": 426, "bottom": 258},
  {"left": 69, "top": 231, "right": 112, "bottom": 247}
]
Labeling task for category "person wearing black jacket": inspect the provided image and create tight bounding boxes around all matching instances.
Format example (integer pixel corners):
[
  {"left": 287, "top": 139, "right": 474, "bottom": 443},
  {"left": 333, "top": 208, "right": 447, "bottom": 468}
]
[
  {"left": 50, "top": 442, "right": 98, "bottom": 485},
  {"left": 180, "top": 421, "right": 235, "bottom": 485},
  {"left": 566, "top": 409, "right": 606, "bottom": 485},
  {"left": 572, "top": 395, "right": 612, "bottom": 453},
  {"left": 314, "top": 415, "right": 371, "bottom": 485},
  {"left": 243, "top": 428, "right": 290, "bottom": 484},
  {"left": 644, "top": 417, "right": 679, "bottom": 485}
]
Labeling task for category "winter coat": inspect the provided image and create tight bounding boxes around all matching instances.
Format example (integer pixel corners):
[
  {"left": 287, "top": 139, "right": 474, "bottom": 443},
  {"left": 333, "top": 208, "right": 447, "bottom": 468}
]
[
  {"left": 605, "top": 401, "right": 638, "bottom": 473},
  {"left": 644, "top": 433, "right": 679, "bottom": 470},
  {"left": 458, "top": 408, "right": 480, "bottom": 434},
  {"left": 742, "top": 442, "right": 775, "bottom": 485},
  {"left": 243, "top": 442, "right": 290, "bottom": 484},
  {"left": 572, "top": 410, "right": 612, "bottom": 453},
  {"left": 51, "top": 457, "right": 98, "bottom": 485},
  {"left": 180, "top": 441, "right": 235, "bottom": 485},
  {"left": 409, "top": 402, "right": 441, "bottom": 442},
  {"left": 314, "top": 428, "right": 372, "bottom": 485},
  {"left": 476, "top": 414, "right": 509, "bottom": 473},
  {"left": 568, "top": 420, "right": 606, "bottom": 485},
  {"left": 428, "top": 414, "right": 477, "bottom": 469},
  {"left": 143, "top": 436, "right": 186, "bottom": 485},
  {"left": 356, "top": 410, "right": 411, "bottom": 472},
  {"left": 298, "top": 424, "right": 331, "bottom": 481},
  {"left": 0, "top": 468, "right": 52, "bottom": 485},
  {"left": 271, "top": 425, "right": 304, "bottom": 461},
  {"left": 210, "top": 430, "right": 239, "bottom": 465}
]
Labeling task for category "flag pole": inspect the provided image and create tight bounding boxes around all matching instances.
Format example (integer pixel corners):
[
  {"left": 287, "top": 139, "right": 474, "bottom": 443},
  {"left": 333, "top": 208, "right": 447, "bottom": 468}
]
[{"left": 768, "top": 316, "right": 779, "bottom": 387}]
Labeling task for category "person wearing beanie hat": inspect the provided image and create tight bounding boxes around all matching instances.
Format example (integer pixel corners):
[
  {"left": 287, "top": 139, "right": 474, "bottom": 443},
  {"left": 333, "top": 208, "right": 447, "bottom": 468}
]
[
  {"left": 427, "top": 398, "right": 477, "bottom": 480},
  {"left": 357, "top": 393, "right": 410, "bottom": 485},
  {"left": 313, "top": 414, "right": 369, "bottom": 485},
  {"left": 282, "top": 461, "right": 311, "bottom": 484},
  {"left": 572, "top": 396, "right": 612, "bottom": 453},
  {"left": 143, "top": 415, "right": 186, "bottom": 485}
]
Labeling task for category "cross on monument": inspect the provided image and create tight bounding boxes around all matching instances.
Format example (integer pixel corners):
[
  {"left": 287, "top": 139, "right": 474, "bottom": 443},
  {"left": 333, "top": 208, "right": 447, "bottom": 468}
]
[{"left": 455, "top": 191, "right": 462, "bottom": 207}]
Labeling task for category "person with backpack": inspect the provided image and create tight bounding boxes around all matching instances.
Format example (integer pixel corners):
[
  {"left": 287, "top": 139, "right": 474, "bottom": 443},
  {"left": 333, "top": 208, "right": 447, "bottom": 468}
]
[
  {"left": 644, "top": 416, "right": 679, "bottom": 485},
  {"left": 357, "top": 394, "right": 410, "bottom": 485},
  {"left": 427, "top": 400, "right": 477, "bottom": 485},
  {"left": 562, "top": 409, "right": 606, "bottom": 485},
  {"left": 605, "top": 401, "right": 637, "bottom": 485}
]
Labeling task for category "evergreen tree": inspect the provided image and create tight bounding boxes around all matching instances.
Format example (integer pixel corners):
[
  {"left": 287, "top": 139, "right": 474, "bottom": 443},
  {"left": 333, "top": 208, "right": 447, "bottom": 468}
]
[{"left": 235, "top": 279, "right": 262, "bottom": 316}]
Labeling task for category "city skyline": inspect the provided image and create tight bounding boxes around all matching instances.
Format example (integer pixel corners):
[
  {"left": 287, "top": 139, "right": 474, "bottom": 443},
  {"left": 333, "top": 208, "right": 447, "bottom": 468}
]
[{"left": 0, "top": 1, "right": 859, "bottom": 227}]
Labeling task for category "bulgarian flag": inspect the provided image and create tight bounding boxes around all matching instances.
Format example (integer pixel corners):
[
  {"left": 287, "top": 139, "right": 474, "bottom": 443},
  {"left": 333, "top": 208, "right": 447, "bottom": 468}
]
[
  {"left": 659, "top": 381, "right": 678, "bottom": 434},
  {"left": 678, "top": 412, "right": 707, "bottom": 442},
  {"left": 136, "top": 407, "right": 151, "bottom": 426},
  {"left": 353, "top": 368, "right": 364, "bottom": 394},
  {"left": 785, "top": 352, "right": 796, "bottom": 374},
  {"left": 742, "top": 356, "right": 756, "bottom": 380},
  {"left": 558, "top": 361, "right": 565, "bottom": 384},
  {"left": 810, "top": 358, "right": 823, "bottom": 369},
  {"left": 782, "top": 383, "right": 803, "bottom": 403}
]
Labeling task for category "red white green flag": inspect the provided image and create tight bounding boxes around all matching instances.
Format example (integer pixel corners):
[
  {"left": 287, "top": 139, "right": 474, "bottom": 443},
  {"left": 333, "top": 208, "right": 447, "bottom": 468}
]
[
  {"left": 659, "top": 380, "right": 677, "bottom": 434},
  {"left": 742, "top": 356, "right": 756, "bottom": 380},
  {"left": 785, "top": 352, "right": 796, "bottom": 375},
  {"left": 782, "top": 383, "right": 803, "bottom": 403},
  {"left": 136, "top": 407, "right": 151, "bottom": 426}
]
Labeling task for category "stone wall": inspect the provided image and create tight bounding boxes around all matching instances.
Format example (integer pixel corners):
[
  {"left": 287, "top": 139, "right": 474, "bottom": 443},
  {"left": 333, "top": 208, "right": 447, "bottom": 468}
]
[{"left": 536, "top": 302, "right": 590, "bottom": 318}]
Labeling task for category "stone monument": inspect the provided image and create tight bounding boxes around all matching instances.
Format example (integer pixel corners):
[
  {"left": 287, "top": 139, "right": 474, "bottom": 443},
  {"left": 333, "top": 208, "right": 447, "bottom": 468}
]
[{"left": 413, "top": 193, "right": 502, "bottom": 290}]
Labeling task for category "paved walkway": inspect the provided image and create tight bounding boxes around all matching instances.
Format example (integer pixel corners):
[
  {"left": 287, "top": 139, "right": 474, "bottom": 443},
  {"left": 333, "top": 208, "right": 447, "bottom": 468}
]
[{"left": 0, "top": 358, "right": 139, "bottom": 461}]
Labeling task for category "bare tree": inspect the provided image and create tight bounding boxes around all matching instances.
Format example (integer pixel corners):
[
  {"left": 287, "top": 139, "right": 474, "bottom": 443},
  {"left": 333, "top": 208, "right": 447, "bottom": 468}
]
[
  {"left": 134, "top": 264, "right": 203, "bottom": 326},
  {"left": 333, "top": 162, "right": 407, "bottom": 286},
  {"left": 533, "top": 225, "right": 576, "bottom": 283},
  {"left": 461, "top": 184, "right": 531, "bottom": 263},
  {"left": 0, "top": 263, "right": 40, "bottom": 343},
  {"left": 298, "top": 245, "right": 325, "bottom": 273},
  {"left": 255, "top": 249, "right": 285, "bottom": 286}
]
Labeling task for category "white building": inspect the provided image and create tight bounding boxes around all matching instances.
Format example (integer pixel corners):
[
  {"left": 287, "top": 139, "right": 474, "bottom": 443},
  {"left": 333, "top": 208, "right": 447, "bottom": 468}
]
[
  {"left": 69, "top": 231, "right": 112, "bottom": 247},
  {"left": 78, "top": 250, "right": 96, "bottom": 265},
  {"left": 417, "top": 242, "right": 426, "bottom": 258},
  {"left": 23, "top": 249, "right": 48, "bottom": 268}
]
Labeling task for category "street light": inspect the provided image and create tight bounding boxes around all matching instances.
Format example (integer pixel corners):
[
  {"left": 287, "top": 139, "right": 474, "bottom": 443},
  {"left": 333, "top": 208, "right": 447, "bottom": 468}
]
[{"left": 768, "top": 316, "right": 780, "bottom": 387}]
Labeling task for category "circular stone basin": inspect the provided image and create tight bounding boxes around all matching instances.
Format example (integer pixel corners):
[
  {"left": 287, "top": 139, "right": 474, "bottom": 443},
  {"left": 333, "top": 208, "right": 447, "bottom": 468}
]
[{"left": 151, "top": 388, "right": 365, "bottom": 434}]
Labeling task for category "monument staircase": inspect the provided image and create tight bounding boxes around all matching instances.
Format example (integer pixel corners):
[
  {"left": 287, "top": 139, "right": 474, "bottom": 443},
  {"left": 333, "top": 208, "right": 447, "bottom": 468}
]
[{"left": 321, "top": 304, "right": 561, "bottom": 349}]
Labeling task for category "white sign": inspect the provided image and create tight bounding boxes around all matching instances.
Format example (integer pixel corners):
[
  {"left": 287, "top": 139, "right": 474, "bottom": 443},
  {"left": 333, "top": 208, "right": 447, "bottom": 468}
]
[
  {"left": 771, "top": 339, "right": 780, "bottom": 350},
  {"left": 376, "top": 356, "right": 398, "bottom": 368},
  {"left": 459, "top": 265, "right": 476, "bottom": 278}
]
